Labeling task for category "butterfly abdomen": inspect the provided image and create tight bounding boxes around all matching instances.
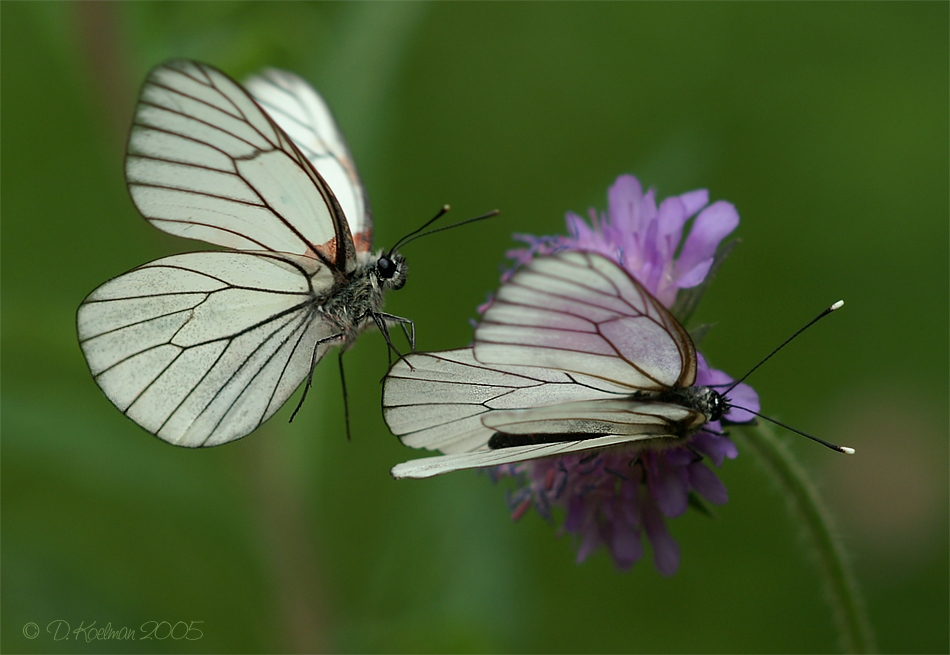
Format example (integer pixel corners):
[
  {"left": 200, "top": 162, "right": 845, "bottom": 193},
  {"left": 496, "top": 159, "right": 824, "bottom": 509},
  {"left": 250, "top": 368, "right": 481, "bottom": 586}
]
[{"left": 489, "top": 432, "right": 603, "bottom": 449}]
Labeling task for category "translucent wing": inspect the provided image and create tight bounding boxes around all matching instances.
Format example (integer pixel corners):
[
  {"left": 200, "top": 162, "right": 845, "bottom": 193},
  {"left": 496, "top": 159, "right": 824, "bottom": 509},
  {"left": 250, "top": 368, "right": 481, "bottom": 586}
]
[
  {"left": 475, "top": 251, "right": 696, "bottom": 390},
  {"left": 384, "top": 348, "right": 709, "bottom": 479},
  {"left": 244, "top": 69, "right": 372, "bottom": 252},
  {"left": 391, "top": 435, "right": 672, "bottom": 480},
  {"left": 383, "top": 348, "right": 632, "bottom": 455},
  {"left": 482, "top": 398, "right": 706, "bottom": 436},
  {"left": 77, "top": 251, "right": 335, "bottom": 447},
  {"left": 125, "top": 59, "right": 354, "bottom": 271}
]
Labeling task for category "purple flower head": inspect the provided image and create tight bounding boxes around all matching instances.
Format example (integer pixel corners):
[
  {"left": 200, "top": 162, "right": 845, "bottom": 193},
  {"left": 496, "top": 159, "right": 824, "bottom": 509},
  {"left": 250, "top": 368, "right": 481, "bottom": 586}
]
[
  {"left": 492, "top": 174, "right": 756, "bottom": 575},
  {"left": 502, "top": 175, "right": 739, "bottom": 306}
]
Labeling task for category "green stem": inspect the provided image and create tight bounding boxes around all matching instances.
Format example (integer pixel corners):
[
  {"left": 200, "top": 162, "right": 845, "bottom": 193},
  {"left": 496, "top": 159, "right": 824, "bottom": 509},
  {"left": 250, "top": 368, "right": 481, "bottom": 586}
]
[{"left": 734, "top": 423, "right": 876, "bottom": 653}]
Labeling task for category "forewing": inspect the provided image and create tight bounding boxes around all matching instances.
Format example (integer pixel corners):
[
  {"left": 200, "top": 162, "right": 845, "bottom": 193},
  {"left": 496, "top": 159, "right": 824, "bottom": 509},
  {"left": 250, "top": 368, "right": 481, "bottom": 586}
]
[
  {"left": 126, "top": 59, "right": 354, "bottom": 271},
  {"left": 244, "top": 69, "right": 372, "bottom": 252},
  {"left": 383, "top": 348, "right": 631, "bottom": 454},
  {"left": 77, "top": 251, "right": 336, "bottom": 447},
  {"left": 391, "top": 434, "right": 674, "bottom": 479},
  {"left": 475, "top": 251, "right": 697, "bottom": 390},
  {"left": 483, "top": 398, "right": 706, "bottom": 437}
]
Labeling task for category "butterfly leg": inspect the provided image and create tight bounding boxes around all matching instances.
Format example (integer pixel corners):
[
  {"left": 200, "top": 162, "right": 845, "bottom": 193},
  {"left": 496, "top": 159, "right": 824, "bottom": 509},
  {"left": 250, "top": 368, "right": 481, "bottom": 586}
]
[
  {"left": 369, "top": 312, "right": 401, "bottom": 368},
  {"left": 685, "top": 444, "right": 705, "bottom": 463},
  {"left": 626, "top": 452, "right": 645, "bottom": 482},
  {"left": 370, "top": 312, "right": 415, "bottom": 367},
  {"left": 289, "top": 330, "right": 345, "bottom": 423},
  {"left": 604, "top": 466, "right": 631, "bottom": 481},
  {"left": 338, "top": 352, "right": 352, "bottom": 441},
  {"left": 376, "top": 312, "right": 415, "bottom": 351}
]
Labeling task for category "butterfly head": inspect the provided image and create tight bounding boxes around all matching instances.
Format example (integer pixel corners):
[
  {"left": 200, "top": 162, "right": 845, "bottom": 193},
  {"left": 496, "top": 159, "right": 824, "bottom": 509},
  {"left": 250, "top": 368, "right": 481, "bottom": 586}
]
[
  {"left": 670, "top": 385, "right": 726, "bottom": 423},
  {"left": 376, "top": 251, "right": 407, "bottom": 290},
  {"left": 702, "top": 387, "right": 726, "bottom": 422}
]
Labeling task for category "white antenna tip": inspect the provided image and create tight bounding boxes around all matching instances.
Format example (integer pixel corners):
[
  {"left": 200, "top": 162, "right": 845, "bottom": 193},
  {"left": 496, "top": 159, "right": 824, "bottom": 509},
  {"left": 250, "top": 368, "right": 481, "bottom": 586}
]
[
  {"left": 840, "top": 446, "right": 856, "bottom": 455},
  {"left": 830, "top": 300, "right": 845, "bottom": 311}
]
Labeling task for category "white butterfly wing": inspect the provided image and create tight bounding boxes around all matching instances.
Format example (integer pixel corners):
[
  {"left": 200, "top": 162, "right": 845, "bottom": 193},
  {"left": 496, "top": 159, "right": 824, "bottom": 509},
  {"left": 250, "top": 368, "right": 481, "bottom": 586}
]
[
  {"left": 383, "top": 348, "right": 632, "bottom": 455},
  {"left": 475, "top": 251, "right": 696, "bottom": 390},
  {"left": 78, "top": 251, "right": 334, "bottom": 447},
  {"left": 390, "top": 435, "right": 667, "bottom": 479},
  {"left": 125, "top": 59, "right": 354, "bottom": 271},
  {"left": 244, "top": 69, "right": 372, "bottom": 251},
  {"left": 482, "top": 398, "right": 704, "bottom": 436},
  {"left": 386, "top": 351, "right": 705, "bottom": 478}
]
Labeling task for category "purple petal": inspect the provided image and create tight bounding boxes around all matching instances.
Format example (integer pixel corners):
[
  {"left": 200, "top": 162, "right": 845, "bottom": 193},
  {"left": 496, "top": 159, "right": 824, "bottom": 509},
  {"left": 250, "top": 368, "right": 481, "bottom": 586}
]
[
  {"left": 576, "top": 524, "right": 601, "bottom": 564},
  {"left": 673, "top": 200, "right": 739, "bottom": 282},
  {"left": 672, "top": 257, "right": 714, "bottom": 289},
  {"left": 563, "top": 495, "right": 586, "bottom": 532},
  {"left": 609, "top": 516, "right": 644, "bottom": 570},
  {"left": 677, "top": 188, "right": 710, "bottom": 218},
  {"left": 648, "top": 457, "right": 689, "bottom": 518},
  {"left": 607, "top": 175, "right": 644, "bottom": 234},
  {"left": 655, "top": 196, "right": 689, "bottom": 255},
  {"left": 642, "top": 501, "right": 681, "bottom": 576},
  {"left": 641, "top": 187, "right": 659, "bottom": 226},
  {"left": 724, "top": 382, "right": 759, "bottom": 423},
  {"left": 663, "top": 448, "right": 694, "bottom": 467},
  {"left": 566, "top": 212, "right": 597, "bottom": 243},
  {"left": 692, "top": 433, "right": 739, "bottom": 466},
  {"left": 639, "top": 217, "right": 665, "bottom": 293},
  {"left": 619, "top": 478, "right": 640, "bottom": 524},
  {"left": 695, "top": 357, "right": 727, "bottom": 387},
  {"left": 688, "top": 462, "right": 729, "bottom": 505}
]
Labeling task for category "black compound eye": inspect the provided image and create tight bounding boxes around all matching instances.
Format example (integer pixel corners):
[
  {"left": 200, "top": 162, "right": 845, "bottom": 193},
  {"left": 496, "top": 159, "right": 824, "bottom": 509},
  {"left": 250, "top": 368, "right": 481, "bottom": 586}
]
[
  {"left": 377, "top": 256, "right": 397, "bottom": 279},
  {"left": 710, "top": 392, "right": 725, "bottom": 422}
]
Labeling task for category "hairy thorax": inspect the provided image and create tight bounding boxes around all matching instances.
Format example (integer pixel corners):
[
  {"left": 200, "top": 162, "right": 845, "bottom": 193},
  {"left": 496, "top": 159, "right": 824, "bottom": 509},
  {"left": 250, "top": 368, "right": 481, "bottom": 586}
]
[{"left": 315, "top": 249, "right": 406, "bottom": 345}]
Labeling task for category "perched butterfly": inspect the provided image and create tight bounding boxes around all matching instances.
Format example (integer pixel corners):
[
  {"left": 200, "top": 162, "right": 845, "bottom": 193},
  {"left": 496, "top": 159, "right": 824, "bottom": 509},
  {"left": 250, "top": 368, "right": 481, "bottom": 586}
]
[
  {"left": 384, "top": 250, "right": 850, "bottom": 479},
  {"left": 78, "top": 59, "right": 416, "bottom": 447}
]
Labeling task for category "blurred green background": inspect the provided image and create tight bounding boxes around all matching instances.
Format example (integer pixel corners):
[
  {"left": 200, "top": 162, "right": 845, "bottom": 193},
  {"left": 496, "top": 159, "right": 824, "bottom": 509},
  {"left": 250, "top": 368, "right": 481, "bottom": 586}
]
[{"left": 3, "top": 2, "right": 947, "bottom": 653}]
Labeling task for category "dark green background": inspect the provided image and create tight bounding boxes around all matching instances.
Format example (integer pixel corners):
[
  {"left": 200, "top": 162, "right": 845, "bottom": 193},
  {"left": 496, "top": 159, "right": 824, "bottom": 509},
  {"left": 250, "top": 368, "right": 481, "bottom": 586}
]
[{"left": 3, "top": 2, "right": 947, "bottom": 653}]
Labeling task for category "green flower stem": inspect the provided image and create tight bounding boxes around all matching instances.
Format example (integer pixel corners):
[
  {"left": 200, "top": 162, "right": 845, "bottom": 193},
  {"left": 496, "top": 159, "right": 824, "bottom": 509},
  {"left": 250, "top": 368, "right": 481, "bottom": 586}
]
[{"left": 734, "top": 423, "right": 876, "bottom": 654}]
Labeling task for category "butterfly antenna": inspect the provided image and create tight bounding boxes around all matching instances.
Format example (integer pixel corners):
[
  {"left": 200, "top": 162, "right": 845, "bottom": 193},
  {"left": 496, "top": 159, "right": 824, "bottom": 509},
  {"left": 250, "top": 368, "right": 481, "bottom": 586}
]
[
  {"left": 387, "top": 206, "right": 499, "bottom": 256},
  {"left": 390, "top": 205, "right": 450, "bottom": 253},
  {"left": 723, "top": 300, "right": 844, "bottom": 396},
  {"left": 730, "top": 404, "right": 855, "bottom": 454}
]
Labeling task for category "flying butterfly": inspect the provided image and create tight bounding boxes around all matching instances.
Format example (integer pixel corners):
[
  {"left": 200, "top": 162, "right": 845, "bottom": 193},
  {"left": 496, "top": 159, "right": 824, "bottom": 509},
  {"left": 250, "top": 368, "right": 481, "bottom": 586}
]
[
  {"left": 384, "top": 250, "right": 851, "bottom": 479},
  {"left": 77, "top": 59, "right": 479, "bottom": 447}
]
